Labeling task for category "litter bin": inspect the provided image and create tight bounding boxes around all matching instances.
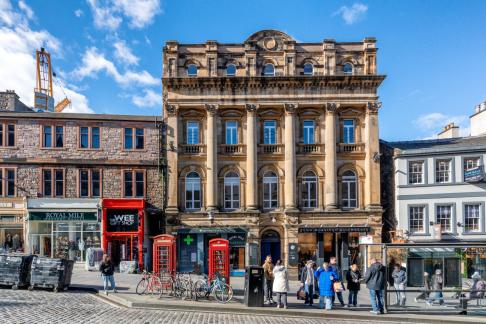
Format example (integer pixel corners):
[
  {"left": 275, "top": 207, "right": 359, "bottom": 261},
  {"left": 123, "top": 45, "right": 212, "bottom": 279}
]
[
  {"left": 0, "top": 254, "right": 33, "bottom": 289},
  {"left": 29, "top": 256, "right": 75, "bottom": 292},
  {"left": 244, "top": 265, "right": 264, "bottom": 307}
]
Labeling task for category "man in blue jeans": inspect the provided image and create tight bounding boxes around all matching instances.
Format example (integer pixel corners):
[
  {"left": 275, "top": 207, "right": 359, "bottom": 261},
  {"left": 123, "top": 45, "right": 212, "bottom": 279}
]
[{"left": 364, "top": 258, "right": 386, "bottom": 315}]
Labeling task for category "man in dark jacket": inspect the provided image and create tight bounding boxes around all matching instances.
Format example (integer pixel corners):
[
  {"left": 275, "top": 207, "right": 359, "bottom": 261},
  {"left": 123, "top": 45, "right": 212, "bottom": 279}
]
[
  {"left": 364, "top": 258, "right": 386, "bottom": 314},
  {"left": 300, "top": 260, "right": 316, "bottom": 306}
]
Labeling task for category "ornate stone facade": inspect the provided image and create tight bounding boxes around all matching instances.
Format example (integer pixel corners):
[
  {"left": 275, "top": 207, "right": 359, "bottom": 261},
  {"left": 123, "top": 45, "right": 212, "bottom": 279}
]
[{"left": 163, "top": 30, "right": 385, "bottom": 277}]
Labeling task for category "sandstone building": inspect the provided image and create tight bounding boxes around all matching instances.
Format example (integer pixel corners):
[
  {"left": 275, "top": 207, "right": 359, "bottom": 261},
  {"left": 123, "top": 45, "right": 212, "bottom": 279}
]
[{"left": 163, "top": 30, "right": 385, "bottom": 276}]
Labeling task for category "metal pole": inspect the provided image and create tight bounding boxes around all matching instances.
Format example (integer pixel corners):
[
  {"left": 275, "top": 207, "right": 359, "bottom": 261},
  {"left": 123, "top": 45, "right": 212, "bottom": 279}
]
[{"left": 383, "top": 244, "right": 388, "bottom": 313}]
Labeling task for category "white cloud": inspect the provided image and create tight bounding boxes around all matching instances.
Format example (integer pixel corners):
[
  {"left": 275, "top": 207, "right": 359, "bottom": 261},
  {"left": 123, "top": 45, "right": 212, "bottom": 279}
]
[
  {"left": 74, "top": 9, "right": 84, "bottom": 17},
  {"left": 0, "top": 0, "right": 93, "bottom": 113},
  {"left": 413, "top": 112, "right": 470, "bottom": 138},
  {"left": 113, "top": 40, "right": 139, "bottom": 65},
  {"left": 144, "top": 35, "right": 151, "bottom": 46},
  {"left": 72, "top": 47, "right": 158, "bottom": 87},
  {"left": 333, "top": 3, "right": 368, "bottom": 25},
  {"left": 18, "top": 0, "right": 34, "bottom": 21},
  {"left": 131, "top": 89, "right": 160, "bottom": 108},
  {"left": 86, "top": 0, "right": 161, "bottom": 30}
]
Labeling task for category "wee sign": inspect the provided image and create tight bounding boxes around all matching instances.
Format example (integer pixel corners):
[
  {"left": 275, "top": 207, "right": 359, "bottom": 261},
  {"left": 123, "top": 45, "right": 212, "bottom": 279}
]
[{"left": 106, "top": 209, "right": 139, "bottom": 232}]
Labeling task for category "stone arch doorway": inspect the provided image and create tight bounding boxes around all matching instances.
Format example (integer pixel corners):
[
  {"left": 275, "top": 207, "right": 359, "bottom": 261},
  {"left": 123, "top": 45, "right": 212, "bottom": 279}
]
[{"left": 260, "top": 230, "right": 281, "bottom": 264}]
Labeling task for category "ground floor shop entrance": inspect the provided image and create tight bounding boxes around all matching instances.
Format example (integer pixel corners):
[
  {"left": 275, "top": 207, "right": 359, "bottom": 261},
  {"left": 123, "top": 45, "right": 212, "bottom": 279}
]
[{"left": 260, "top": 230, "right": 281, "bottom": 264}]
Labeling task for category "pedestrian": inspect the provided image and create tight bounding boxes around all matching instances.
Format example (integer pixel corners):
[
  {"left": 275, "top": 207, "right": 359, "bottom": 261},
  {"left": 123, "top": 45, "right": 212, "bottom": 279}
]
[
  {"left": 415, "top": 272, "right": 431, "bottom": 302},
  {"left": 392, "top": 264, "right": 407, "bottom": 306},
  {"left": 263, "top": 255, "right": 275, "bottom": 304},
  {"left": 314, "top": 262, "right": 338, "bottom": 310},
  {"left": 272, "top": 260, "right": 289, "bottom": 309},
  {"left": 346, "top": 263, "right": 361, "bottom": 307},
  {"left": 468, "top": 271, "right": 485, "bottom": 299},
  {"left": 99, "top": 254, "right": 116, "bottom": 295},
  {"left": 300, "top": 260, "right": 316, "bottom": 306},
  {"left": 364, "top": 258, "right": 386, "bottom": 315},
  {"left": 329, "top": 256, "right": 345, "bottom": 307},
  {"left": 427, "top": 269, "right": 444, "bottom": 306}
]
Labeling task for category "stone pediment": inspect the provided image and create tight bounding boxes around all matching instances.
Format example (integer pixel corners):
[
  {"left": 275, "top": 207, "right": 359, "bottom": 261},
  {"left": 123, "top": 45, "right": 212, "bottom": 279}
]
[{"left": 245, "top": 29, "right": 294, "bottom": 52}]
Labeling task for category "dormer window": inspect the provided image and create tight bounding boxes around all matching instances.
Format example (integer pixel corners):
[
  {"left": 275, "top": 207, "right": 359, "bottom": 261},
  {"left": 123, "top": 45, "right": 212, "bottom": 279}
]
[
  {"left": 226, "top": 64, "right": 236, "bottom": 76},
  {"left": 303, "top": 63, "right": 314, "bottom": 76},
  {"left": 187, "top": 64, "right": 198, "bottom": 77},
  {"left": 343, "top": 63, "right": 353, "bottom": 75},
  {"left": 263, "top": 63, "right": 275, "bottom": 76}
]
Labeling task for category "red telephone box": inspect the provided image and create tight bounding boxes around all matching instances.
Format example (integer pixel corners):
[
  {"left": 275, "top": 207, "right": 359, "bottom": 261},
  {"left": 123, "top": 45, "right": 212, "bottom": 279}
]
[
  {"left": 153, "top": 234, "right": 176, "bottom": 275},
  {"left": 208, "top": 238, "right": 230, "bottom": 284}
]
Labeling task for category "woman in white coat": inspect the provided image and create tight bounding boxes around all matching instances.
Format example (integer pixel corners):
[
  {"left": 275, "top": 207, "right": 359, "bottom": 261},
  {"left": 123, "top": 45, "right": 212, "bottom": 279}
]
[{"left": 273, "top": 259, "right": 289, "bottom": 309}]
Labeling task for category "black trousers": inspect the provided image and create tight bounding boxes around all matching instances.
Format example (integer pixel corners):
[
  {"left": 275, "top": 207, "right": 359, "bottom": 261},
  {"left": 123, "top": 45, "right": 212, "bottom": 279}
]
[
  {"left": 264, "top": 278, "right": 273, "bottom": 301},
  {"left": 305, "top": 285, "right": 314, "bottom": 305}
]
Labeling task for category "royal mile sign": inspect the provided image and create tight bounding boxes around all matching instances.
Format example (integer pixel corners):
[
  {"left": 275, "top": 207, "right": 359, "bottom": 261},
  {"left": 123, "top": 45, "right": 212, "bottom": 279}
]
[
  {"left": 29, "top": 211, "right": 97, "bottom": 221},
  {"left": 106, "top": 209, "right": 139, "bottom": 232}
]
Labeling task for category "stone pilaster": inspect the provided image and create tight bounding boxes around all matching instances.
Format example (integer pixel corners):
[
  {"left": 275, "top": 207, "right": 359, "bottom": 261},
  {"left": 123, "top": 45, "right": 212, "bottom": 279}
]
[
  {"left": 284, "top": 103, "right": 297, "bottom": 211},
  {"left": 206, "top": 104, "right": 218, "bottom": 210},
  {"left": 324, "top": 102, "right": 339, "bottom": 210},
  {"left": 166, "top": 104, "right": 179, "bottom": 213},
  {"left": 365, "top": 101, "right": 382, "bottom": 210},
  {"left": 245, "top": 104, "right": 258, "bottom": 211}
]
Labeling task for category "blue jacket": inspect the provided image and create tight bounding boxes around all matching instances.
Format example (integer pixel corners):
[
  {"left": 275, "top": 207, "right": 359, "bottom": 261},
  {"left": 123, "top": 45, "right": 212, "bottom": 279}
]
[{"left": 314, "top": 268, "right": 338, "bottom": 297}]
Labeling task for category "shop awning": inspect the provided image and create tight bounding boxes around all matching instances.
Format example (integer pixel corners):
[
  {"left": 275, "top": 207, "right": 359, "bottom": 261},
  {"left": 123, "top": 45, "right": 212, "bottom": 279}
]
[
  {"left": 176, "top": 227, "right": 247, "bottom": 234},
  {"left": 27, "top": 198, "right": 100, "bottom": 221},
  {"left": 298, "top": 225, "right": 371, "bottom": 233}
]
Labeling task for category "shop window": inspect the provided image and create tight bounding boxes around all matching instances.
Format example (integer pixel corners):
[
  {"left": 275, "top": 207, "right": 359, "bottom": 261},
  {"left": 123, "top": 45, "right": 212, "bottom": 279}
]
[
  {"left": 263, "top": 63, "right": 275, "bottom": 76},
  {"left": 123, "top": 170, "right": 145, "bottom": 198},
  {"left": 42, "top": 125, "right": 63, "bottom": 148},
  {"left": 80, "top": 169, "right": 101, "bottom": 198},
  {"left": 42, "top": 169, "right": 64, "bottom": 197},
  {"left": 408, "top": 161, "right": 424, "bottom": 184},
  {"left": 464, "top": 204, "right": 480, "bottom": 232},
  {"left": 185, "top": 172, "right": 201, "bottom": 210},
  {"left": 0, "top": 124, "right": 15, "bottom": 147},
  {"left": 224, "top": 172, "right": 240, "bottom": 210},
  {"left": 225, "top": 121, "right": 238, "bottom": 145},
  {"left": 263, "top": 171, "right": 278, "bottom": 209},
  {"left": 226, "top": 64, "right": 236, "bottom": 76},
  {"left": 303, "top": 63, "right": 313, "bottom": 75},
  {"left": 187, "top": 64, "right": 198, "bottom": 77},
  {"left": 303, "top": 120, "right": 315, "bottom": 144},
  {"left": 436, "top": 205, "right": 453, "bottom": 233},
  {"left": 301, "top": 171, "right": 317, "bottom": 208},
  {"left": 409, "top": 206, "right": 425, "bottom": 234},
  {"left": 263, "top": 120, "right": 277, "bottom": 144},
  {"left": 124, "top": 128, "right": 144, "bottom": 150},
  {"left": 0, "top": 168, "right": 16, "bottom": 197},
  {"left": 342, "top": 171, "right": 357, "bottom": 209},
  {"left": 436, "top": 159, "right": 451, "bottom": 183},
  {"left": 342, "top": 119, "right": 355, "bottom": 144},
  {"left": 80, "top": 126, "right": 100, "bottom": 149}
]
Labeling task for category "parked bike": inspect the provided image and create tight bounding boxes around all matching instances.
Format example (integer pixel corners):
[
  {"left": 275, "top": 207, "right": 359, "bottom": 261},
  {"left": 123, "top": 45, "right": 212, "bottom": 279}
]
[
  {"left": 193, "top": 272, "right": 233, "bottom": 303},
  {"left": 136, "top": 270, "right": 162, "bottom": 295}
]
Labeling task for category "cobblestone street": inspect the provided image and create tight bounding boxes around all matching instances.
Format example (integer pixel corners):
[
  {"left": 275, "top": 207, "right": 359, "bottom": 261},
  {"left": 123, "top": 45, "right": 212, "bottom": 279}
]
[{"left": 0, "top": 289, "right": 404, "bottom": 324}]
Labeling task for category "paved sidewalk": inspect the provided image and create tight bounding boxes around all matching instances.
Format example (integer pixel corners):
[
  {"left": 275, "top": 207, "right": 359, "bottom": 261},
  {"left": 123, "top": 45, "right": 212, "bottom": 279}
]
[{"left": 70, "top": 264, "right": 486, "bottom": 323}]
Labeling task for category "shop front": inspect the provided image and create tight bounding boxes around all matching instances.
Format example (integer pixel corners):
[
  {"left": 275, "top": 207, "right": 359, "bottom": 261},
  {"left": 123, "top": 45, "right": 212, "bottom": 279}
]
[
  {"left": 102, "top": 199, "right": 145, "bottom": 270},
  {"left": 175, "top": 227, "right": 247, "bottom": 276},
  {"left": 26, "top": 198, "right": 101, "bottom": 261},
  {"left": 0, "top": 198, "right": 27, "bottom": 253},
  {"left": 297, "top": 225, "right": 370, "bottom": 276}
]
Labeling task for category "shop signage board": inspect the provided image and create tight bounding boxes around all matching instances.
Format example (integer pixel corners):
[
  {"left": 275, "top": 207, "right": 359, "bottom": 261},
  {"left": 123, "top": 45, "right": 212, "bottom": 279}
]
[
  {"left": 228, "top": 233, "right": 246, "bottom": 246},
  {"left": 299, "top": 226, "right": 371, "bottom": 233},
  {"left": 359, "top": 235, "right": 374, "bottom": 244},
  {"left": 464, "top": 166, "right": 484, "bottom": 183},
  {"left": 288, "top": 243, "right": 299, "bottom": 266},
  {"left": 29, "top": 211, "right": 98, "bottom": 221},
  {"left": 106, "top": 209, "right": 139, "bottom": 232}
]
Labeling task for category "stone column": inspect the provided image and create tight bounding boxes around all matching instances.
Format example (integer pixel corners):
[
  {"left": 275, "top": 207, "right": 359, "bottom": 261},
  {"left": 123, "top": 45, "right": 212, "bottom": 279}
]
[
  {"left": 324, "top": 103, "right": 339, "bottom": 210},
  {"left": 166, "top": 104, "right": 179, "bottom": 213},
  {"left": 365, "top": 102, "right": 382, "bottom": 209},
  {"left": 246, "top": 104, "right": 258, "bottom": 211},
  {"left": 284, "top": 103, "right": 297, "bottom": 211},
  {"left": 206, "top": 104, "right": 218, "bottom": 210}
]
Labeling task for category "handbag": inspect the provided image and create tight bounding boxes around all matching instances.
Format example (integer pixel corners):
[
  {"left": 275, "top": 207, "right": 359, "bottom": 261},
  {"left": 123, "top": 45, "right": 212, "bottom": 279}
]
[
  {"left": 333, "top": 281, "right": 344, "bottom": 292},
  {"left": 297, "top": 286, "right": 306, "bottom": 300}
]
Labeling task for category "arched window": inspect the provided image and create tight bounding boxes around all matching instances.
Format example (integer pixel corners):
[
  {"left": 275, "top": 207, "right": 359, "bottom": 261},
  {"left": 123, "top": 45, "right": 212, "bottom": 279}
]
[
  {"left": 263, "top": 171, "right": 278, "bottom": 209},
  {"left": 224, "top": 171, "right": 240, "bottom": 210},
  {"left": 263, "top": 63, "right": 275, "bottom": 76},
  {"left": 187, "top": 64, "right": 198, "bottom": 77},
  {"left": 303, "top": 63, "right": 314, "bottom": 76},
  {"left": 226, "top": 64, "right": 236, "bottom": 76},
  {"left": 343, "top": 63, "right": 353, "bottom": 75},
  {"left": 342, "top": 170, "right": 357, "bottom": 208},
  {"left": 302, "top": 171, "right": 317, "bottom": 208},
  {"left": 185, "top": 172, "right": 201, "bottom": 210}
]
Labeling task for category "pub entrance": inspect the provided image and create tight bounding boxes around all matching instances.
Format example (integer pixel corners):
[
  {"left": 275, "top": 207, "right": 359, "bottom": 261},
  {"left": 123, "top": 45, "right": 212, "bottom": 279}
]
[{"left": 261, "top": 230, "right": 281, "bottom": 264}]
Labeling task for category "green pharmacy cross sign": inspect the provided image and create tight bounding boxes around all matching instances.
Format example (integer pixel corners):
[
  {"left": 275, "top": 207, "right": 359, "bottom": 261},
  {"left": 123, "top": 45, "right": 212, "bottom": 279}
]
[{"left": 183, "top": 235, "right": 194, "bottom": 246}]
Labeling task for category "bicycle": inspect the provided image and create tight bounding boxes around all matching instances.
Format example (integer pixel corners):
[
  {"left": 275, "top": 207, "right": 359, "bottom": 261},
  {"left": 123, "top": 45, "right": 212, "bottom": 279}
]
[
  {"left": 136, "top": 270, "right": 162, "bottom": 295},
  {"left": 193, "top": 273, "right": 233, "bottom": 303}
]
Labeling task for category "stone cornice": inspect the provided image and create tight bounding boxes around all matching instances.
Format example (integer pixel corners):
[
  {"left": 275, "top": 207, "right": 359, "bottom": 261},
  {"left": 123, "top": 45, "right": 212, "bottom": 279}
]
[
  {"left": 163, "top": 75, "right": 386, "bottom": 91},
  {"left": 0, "top": 158, "right": 159, "bottom": 167}
]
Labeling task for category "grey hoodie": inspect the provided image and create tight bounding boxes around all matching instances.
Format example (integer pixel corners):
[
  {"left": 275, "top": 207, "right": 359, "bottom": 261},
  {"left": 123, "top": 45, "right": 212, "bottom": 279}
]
[
  {"left": 364, "top": 262, "right": 386, "bottom": 290},
  {"left": 392, "top": 268, "right": 407, "bottom": 285}
]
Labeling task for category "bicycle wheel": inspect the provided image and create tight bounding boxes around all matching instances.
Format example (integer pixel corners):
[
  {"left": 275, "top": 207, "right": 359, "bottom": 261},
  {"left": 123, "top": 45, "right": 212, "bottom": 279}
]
[
  {"left": 148, "top": 275, "right": 162, "bottom": 296},
  {"left": 136, "top": 278, "right": 148, "bottom": 295},
  {"left": 193, "top": 279, "right": 208, "bottom": 299},
  {"left": 159, "top": 273, "right": 173, "bottom": 297},
  {"left": 212, "top": 283, "right": 233, "bottom": 303}
]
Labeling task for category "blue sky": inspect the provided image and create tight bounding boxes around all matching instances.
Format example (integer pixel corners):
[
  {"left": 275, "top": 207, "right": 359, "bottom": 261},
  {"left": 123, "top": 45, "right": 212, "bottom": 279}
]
[{"left": 1, "top": 0, "right": 485, "bottom": 141}]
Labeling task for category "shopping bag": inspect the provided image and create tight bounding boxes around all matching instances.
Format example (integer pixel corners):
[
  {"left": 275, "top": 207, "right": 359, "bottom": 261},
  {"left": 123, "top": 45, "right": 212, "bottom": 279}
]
[
  {"left": 297, "top": 287, "right": 306, "bottom": 300},
  {"left": 333, "top": 281, "right": 344, "bottom": 292}
]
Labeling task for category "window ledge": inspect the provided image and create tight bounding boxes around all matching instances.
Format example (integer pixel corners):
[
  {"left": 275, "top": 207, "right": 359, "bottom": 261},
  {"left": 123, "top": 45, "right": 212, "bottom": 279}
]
[
  {"left": 41, "top": 147, "right": 67, "bottom": 150},
  {"left": 461, "top": 231, "right": 486, "bottom": 236}
]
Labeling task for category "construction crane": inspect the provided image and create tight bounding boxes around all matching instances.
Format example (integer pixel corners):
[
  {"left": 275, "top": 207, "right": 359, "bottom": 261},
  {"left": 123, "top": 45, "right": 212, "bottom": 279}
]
[{"left": 34, "top": 47, "right": 71, "bottom": 112}]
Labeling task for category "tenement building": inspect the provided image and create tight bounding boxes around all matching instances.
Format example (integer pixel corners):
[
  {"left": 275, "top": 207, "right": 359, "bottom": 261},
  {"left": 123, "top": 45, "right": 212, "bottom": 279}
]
[
  {"left": 163, "top": 29, "right": 386, "bottom": 277},
  {"left": 0, "top": 111, "right": 163, "bottom": 269}
]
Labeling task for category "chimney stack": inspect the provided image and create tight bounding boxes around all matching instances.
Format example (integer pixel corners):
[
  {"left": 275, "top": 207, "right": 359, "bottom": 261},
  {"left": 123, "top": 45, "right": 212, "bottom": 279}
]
[
  {"left": 437, "top": 122, "right": 460, "bottom": 139},
  {"left": 470, "top": 101, "right": 486, "bottom": 137}
]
